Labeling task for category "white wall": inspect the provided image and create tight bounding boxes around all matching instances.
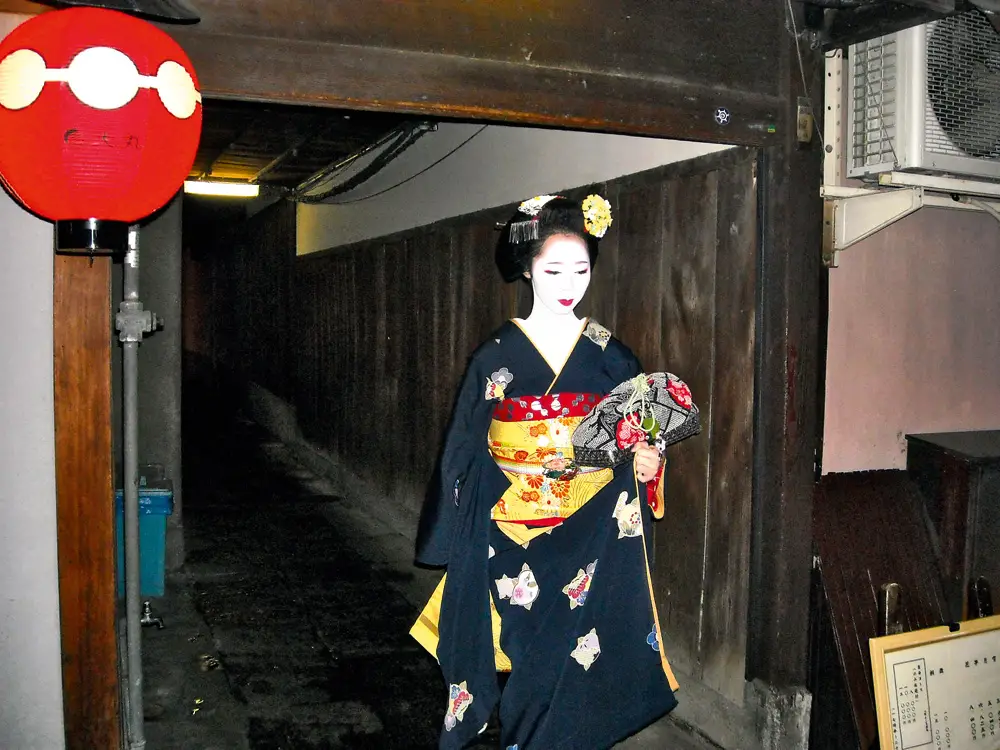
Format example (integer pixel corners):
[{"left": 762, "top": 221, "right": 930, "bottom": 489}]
[
  {"left": 823, "top": 206, "right": 1000, "bottom": 473},
  {"left": 0, "top": 15, "right": 65, "bottom": 747},
  {"left": 0, "top": 191, "right": 66, "bottom": 747},
  {"left": 298, "top": 122, "right": 732, "bottom": 253}
]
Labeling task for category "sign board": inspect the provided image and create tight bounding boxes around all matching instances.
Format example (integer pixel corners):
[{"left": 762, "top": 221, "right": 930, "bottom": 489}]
[{"left": 871, "top": 615, "right": 1000, "bottom": 750}]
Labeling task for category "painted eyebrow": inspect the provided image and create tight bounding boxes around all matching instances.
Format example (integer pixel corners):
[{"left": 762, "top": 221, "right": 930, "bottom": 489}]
[{"left": 540, "top": 260, "right": 590, "bottom": 266}]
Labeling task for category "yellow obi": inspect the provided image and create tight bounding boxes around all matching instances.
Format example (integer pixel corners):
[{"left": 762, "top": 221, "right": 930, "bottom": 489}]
[{"left": 487, "top": 392, "right": 611, "bottom": 543}]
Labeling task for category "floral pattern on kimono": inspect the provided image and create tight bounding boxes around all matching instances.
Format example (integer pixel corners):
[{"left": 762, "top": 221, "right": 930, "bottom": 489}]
[{"left": 413, "top": 319, "right": 679, "bottom": 750}]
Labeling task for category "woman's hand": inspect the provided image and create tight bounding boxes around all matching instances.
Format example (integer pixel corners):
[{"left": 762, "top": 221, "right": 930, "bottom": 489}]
[{"left": 632, "top": 441, "right": 662, "bottom": 483}]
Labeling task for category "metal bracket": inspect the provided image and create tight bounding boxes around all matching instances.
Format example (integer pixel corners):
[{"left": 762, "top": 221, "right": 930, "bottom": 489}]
[
  {"left": 822, "top": 187, "right": 924, "bottom": 268},
  {"left": 821, "top": 184, "right": 1000, "bottom": 267},
  {"left": 877, "top": 171, "right": 1000, "bottom": 199},
  {"left": 819, "top": 35, "right": 1000, "bottom": 267},
  {"left": 823, "top": 49, "right": 846, "bottom": 190},
  {"left": 116, "top": 300, "right": 160, "bottom": 343}
]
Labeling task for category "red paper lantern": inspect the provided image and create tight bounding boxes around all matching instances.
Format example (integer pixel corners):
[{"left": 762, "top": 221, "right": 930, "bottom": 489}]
[{"left": 0, "top": 7, "right": 202, "bottom": 249}]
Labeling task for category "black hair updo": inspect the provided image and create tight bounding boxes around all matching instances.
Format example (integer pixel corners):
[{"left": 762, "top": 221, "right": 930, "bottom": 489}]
[{"left": 495, "top": 196, "right": 602, "bottom": 283}]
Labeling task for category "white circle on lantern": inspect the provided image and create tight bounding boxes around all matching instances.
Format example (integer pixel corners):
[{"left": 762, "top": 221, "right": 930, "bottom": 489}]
[
  {"left": 68, "top": 46, "right": 140, "bottom": 110},
  {"left": 156, "top": 60, "right": 199, "bottom": 119},
  {"left": 0, "top": 48, "right": 46, "bottom": 111}
]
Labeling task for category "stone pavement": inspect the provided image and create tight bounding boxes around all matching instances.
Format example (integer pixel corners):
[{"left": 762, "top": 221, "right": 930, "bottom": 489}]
[{"left": 139, "top": 408, "right": 723, "bottom": 749}]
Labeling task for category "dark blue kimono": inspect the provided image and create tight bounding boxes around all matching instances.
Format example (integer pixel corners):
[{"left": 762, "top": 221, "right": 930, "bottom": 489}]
[{"left": 416, "top": 320, "right": 677, "bottom": 750}]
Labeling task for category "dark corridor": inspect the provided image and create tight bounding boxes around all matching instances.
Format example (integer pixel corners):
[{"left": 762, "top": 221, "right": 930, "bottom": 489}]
[{"left": 142, "top": 380, "right": 461, "bottom": 749}]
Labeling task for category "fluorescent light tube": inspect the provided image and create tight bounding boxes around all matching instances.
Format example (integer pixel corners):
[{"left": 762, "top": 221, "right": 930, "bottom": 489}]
[{"left": 183, "top": 181, "right": 260, "bottom": 198}]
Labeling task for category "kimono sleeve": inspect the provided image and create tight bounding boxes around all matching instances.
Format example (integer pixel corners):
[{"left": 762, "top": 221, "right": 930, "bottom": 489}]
[
  {"left": 603, "top": 336, "right": 643, "bottom": 388},
  {"left": 414, "top": 351, "right": 495, "bottom": 567}
]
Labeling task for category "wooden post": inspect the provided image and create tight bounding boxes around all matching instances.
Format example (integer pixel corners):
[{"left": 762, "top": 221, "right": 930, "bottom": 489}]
[
  {"left": 745, "top": 5, "right": 825, "bottom": 741},
  {"left": 53, "top": 253, "right": 120, "bottom": 750}
]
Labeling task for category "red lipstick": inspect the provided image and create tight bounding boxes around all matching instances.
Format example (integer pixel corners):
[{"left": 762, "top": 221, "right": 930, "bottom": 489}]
[{"left": 558, "top": 299, "right": 574, "bottom": 307}]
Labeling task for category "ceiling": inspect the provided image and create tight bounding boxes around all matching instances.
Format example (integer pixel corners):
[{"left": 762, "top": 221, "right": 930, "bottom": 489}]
[{"left": 189, "top": 99, "right": 411, "bottom": 191}]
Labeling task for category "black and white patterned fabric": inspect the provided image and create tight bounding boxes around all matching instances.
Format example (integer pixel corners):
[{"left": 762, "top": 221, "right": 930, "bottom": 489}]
[{"left": 571, "top": 372, "right": 700, "bottom": 469}]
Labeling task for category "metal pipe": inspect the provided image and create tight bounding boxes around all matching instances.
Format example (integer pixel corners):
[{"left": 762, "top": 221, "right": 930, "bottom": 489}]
[{"left": 122, "top": 227, "right": 146, "bottom": 750}]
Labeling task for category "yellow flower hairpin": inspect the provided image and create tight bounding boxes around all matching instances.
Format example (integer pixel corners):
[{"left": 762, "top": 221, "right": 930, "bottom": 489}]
[{"left": 582, "top": 194, "right": 613, "bottom": 238}]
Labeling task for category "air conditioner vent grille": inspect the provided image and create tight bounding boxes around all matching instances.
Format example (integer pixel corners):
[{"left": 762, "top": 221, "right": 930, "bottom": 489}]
[
  {"left": 926, "top": 13, "right": 1000, "bottom": 160},
  {"left": 851, "top": 37, "right": 898, "bottom": 171}
]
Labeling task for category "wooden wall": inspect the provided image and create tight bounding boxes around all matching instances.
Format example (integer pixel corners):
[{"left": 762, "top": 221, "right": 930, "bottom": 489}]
[
  {"left": 194, "top": 147, "right": 758, "bottom": 703},
  {"left": 184, "top": 199, "right": 296, "bottom": 400},
  {"left": 588, "top": 149, "right": 758, "bottom": 702}
]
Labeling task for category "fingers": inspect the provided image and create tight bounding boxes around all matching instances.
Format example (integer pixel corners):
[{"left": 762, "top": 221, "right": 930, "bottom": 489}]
[
  {"left": 632, "top": 444, "right": 659, "bottom": 464},
  {"left": 633, "top": 442, "right": 661, "bottom": 483},
  {"left": 634, "top": 451, "right": 656, "bottom": 470}
]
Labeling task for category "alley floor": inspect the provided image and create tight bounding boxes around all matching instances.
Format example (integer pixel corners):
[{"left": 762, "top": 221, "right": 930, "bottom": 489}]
[{"left": 138, "top": 398, "right": 723, "bottom": 749}]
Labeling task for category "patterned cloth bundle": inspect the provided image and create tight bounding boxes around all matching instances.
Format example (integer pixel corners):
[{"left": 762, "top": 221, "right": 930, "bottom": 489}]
[{"left": 571, "top": 372, "right": 701, "bottom": 468}]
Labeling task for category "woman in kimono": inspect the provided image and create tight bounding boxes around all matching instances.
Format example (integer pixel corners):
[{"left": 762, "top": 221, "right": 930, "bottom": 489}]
[{"left": 412, "top": 194, "right": 679, "bottom": 749}]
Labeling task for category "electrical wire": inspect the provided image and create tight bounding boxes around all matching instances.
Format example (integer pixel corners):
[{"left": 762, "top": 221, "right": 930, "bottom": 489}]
[
  {"left": 324, "top": 124, "right": 489, "bottom": 205},
  {"left": 293, "top": 129, "right": 405, "bottom": 195},
  {"left": 289, "top": 122, "right": 434, "bottom": 204},
  {"left": 786, "top": 0, "right": 826, "bottom": 149}
]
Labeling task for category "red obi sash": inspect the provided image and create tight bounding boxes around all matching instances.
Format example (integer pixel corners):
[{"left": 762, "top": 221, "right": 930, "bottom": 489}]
[{"left": 492, "top": 392, "right": 602, "bottom": 422}]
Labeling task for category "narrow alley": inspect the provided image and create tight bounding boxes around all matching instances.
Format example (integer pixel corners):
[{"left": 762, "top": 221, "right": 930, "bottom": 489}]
[{"left": 137, "top": 386, "right": 721, "bottom": 749}]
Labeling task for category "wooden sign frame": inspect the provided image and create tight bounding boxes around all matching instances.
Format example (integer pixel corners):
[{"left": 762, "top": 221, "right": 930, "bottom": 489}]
[{"left": 871, "top": 614, "right": 1000, "bottom": 750}]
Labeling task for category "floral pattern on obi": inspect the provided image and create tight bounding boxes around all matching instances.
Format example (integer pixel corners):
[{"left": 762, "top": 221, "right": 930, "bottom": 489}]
[{"left": 488, "top": 393, "right": 612, "bottom": 524}]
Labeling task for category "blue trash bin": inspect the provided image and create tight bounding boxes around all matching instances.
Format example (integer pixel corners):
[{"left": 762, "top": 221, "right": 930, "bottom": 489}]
[{"left": 114, "top": 482, "right": 173, "bottom": 597}]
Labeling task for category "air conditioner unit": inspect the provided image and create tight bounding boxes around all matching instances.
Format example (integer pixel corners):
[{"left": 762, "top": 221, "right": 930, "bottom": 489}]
[{"left": 848, "top": 11, "right": 1000, "bottom": 182}]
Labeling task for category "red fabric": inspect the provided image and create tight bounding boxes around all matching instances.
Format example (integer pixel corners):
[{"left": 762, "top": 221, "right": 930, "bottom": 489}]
[
  {"left": 615, "top": 415, "right": 646, "bottom": 449},
  {"left": 645, "top": 462, "right": 665, "bottom": 515},
  {"left": 492, "top": 392, "right": 602, "bottom": 422},
  {"left": 665, "top": 377, "right": 694, "bottom": 410},
  {"left": 0, "top": 8, "right": 202, "bottom": 223},
  {"left": 510, "top": 516, "right": 566, "bottom": 528}
]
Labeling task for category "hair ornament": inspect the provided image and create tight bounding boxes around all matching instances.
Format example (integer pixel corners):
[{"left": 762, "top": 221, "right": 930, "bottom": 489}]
[
  {"left": 582, "top": 194, "right": 613, "bottom": 239},
  {"left": 518, "top": 195, "right": 561, "bottom": 216},
  {"left": 508, "top": 218, "right": 539, "bottom": 244},
  {"left": 509, "top": 194, "right": 560, "bottom": 243},
  {"left": 506, "top": 192, "right": 613, "bottom": 245}
]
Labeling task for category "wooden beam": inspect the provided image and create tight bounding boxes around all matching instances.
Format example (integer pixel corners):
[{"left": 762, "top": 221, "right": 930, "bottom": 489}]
[
  {"left": 181, "top": 0, "right": 782, "bottom": 98},
  {"left": 175, "top": 31, "right": 782, "bottom": 147},
  {"left": 195, "top": 116, "right": 259, "bottom": 180},
  {"left": 0, "top": 0, "right": 784, "bottom": 145},
  {"left": 53, "top": 253, "right": 119, "bottom": 750},
  {"left": 251, "top": 125, "right": 320, "bottom": 183},
  {"left": 0, "top": 0, "right": 48, "bottom": 14}
]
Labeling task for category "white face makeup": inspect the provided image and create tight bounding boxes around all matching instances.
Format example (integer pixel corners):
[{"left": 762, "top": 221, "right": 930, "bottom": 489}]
[{"left": 525, "top": 233, "right": 592, "bottom": 317}]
